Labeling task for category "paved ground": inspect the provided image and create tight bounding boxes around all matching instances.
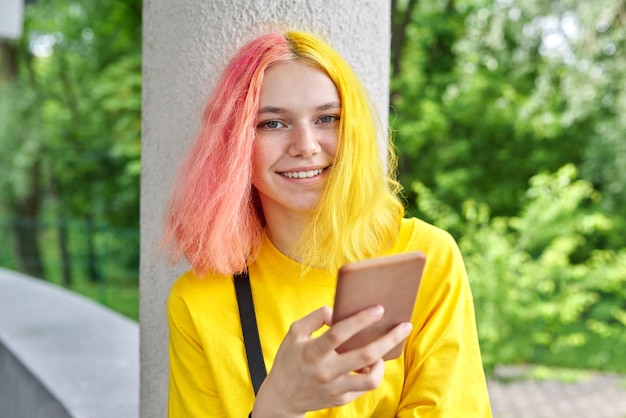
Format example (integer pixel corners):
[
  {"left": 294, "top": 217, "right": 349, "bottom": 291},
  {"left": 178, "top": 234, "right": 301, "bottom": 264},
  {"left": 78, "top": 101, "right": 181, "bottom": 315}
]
[{"left": 487, "top": 365, "right": 626, "bottom": 418}]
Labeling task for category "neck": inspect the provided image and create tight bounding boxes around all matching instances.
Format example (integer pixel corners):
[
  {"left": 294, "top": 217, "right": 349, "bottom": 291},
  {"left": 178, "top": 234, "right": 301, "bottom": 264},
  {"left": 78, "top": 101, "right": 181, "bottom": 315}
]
[{"left": 262, "top": 210, "right": 309, "bottom": 262}]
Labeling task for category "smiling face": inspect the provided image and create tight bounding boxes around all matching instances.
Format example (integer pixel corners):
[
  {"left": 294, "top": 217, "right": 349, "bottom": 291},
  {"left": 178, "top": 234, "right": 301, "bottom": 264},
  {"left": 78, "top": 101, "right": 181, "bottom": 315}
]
[{"left": 252, "top": 60, "right": 341, "bottom": 222}]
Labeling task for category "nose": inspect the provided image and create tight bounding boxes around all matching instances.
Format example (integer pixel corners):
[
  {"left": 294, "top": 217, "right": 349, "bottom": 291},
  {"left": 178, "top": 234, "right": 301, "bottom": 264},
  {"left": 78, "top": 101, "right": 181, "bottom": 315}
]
[{"left": 288, "top": 123, "right": 321, "bottom": 158}]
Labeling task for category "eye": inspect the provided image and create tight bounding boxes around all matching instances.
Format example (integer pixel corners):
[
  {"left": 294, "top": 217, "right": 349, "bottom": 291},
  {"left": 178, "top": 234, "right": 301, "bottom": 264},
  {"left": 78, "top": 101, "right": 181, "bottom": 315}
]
[
  {"left": 258, "top": 120, "right": 285, "bottom": 129},
  {"left": 318, "top": 115, "right": 339, "bottom": 124}
]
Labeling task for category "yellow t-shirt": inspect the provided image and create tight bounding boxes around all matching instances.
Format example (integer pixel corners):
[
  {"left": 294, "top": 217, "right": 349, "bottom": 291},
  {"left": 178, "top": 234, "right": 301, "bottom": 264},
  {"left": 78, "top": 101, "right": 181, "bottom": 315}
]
[{"left": 167, "top": 217, "right": 492, "bottom": 417}]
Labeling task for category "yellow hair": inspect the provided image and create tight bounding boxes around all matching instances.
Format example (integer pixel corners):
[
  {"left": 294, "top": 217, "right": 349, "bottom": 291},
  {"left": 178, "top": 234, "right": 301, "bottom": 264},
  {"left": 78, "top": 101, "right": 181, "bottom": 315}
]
[{"left": 286, "top": 31, "right": 405, "bottom": 273}]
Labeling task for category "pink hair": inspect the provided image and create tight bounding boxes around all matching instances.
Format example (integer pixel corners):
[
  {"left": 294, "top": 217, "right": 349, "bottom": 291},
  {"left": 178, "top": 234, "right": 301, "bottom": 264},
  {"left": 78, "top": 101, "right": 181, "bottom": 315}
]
[{"left": 162, "top": 32, "right": 294, "bottom": 275}]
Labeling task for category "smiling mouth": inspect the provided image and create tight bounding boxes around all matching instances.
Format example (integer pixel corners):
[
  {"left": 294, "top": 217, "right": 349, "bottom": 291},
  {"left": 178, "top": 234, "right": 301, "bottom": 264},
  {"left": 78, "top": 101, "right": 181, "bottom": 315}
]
[{"left": 279, "top": 167, "right": 327, "bottom": 179}]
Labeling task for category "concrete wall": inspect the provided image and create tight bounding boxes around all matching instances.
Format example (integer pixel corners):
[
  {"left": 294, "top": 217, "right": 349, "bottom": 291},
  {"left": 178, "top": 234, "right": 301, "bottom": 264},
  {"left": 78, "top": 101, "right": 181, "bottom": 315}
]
[
  {"left": 0, "top": 268, "right": 138, "bottom": 418},
  {"left": 140, "top": 1, "right": 391, "bottom": 416}
]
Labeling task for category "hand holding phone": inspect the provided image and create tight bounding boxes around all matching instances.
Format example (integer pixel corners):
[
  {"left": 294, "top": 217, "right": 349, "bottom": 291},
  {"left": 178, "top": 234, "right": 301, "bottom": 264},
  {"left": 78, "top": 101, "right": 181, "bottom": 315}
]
[{"left": 332, "top": 251, "right": 425, "bottom": 360}]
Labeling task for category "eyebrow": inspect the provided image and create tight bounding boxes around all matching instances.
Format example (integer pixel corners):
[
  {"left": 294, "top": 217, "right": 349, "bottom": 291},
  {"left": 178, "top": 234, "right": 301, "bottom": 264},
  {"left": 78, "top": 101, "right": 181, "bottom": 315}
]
[{"left": 258, "top": 101, "right": 341, "bottom": 115}]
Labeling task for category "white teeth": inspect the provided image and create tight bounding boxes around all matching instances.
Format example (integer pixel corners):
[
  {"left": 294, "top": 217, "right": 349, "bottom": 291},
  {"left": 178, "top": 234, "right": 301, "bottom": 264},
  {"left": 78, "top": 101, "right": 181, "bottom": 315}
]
[{"left": 281, "top": 169, "right": 324, "bottom": 179}]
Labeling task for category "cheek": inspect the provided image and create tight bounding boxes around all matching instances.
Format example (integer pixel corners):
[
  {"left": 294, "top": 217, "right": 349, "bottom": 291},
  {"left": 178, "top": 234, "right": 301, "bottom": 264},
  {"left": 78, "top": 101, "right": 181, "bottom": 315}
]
[
  {"left": 251, "top": 136, "right": 283, "bottom": 167},
  {"left": 331, "top": 139, "right": 339, "bottom": 156},
  {"left": 250, "top": 140, "right": 271, "bottom": 183},
  {"left": 325, "top": 133, "right": 339, "bottom": 157}
]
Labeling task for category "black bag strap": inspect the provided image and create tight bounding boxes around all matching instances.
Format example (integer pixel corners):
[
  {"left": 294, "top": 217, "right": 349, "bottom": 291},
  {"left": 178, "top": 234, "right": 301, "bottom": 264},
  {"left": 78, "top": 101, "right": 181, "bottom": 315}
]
[{"left": 234, "top": 270, "right": 267, "bottom": 395}]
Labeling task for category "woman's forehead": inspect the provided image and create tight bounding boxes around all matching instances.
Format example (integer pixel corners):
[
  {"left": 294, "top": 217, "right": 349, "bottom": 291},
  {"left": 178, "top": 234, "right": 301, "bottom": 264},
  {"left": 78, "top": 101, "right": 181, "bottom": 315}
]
[{"left": 259, "top": 61, "right": 340, "bottom": 112}]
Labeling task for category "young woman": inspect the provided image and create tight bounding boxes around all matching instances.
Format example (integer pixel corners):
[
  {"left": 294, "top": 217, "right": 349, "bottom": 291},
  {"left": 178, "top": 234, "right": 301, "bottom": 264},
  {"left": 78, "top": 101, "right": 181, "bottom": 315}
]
[{"left": 163, "top": 30, "right": 492, "bottom": 417}]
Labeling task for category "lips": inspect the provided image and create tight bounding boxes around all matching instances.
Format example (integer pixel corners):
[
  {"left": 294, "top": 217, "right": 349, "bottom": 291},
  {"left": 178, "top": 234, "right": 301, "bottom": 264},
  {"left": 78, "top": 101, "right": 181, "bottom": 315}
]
[{"left": 279, "top": 167, "right": 327, "bottom": 179}]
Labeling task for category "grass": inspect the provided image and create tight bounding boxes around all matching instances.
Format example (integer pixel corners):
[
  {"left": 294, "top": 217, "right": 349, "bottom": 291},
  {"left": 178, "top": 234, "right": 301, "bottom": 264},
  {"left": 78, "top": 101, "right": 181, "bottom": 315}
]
[
  {"left": 66, "top": 275, "right": 139, "bottom": 321},
  {"left": 44, "top": 265, "right": 139, "bottom": 321},
  {"left": 32, "top": 221, "right": 140, "bottom": 321}
]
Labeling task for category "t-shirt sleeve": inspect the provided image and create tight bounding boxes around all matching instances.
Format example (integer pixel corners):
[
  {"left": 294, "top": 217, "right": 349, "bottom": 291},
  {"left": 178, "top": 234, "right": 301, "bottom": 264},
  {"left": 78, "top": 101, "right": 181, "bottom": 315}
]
[
  {"left": 167, "top": 289, "right": 226, "bottom": 417},
  {"left": 396, "top": 229, "right": 492, "bottom": 417}
]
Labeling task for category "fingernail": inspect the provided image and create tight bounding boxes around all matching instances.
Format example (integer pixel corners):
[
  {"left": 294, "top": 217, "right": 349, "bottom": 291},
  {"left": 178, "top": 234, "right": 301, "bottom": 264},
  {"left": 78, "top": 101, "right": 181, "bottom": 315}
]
[
  {"left": 401, "top": 322, "right": 413, "bottom": 336},
  {"left": 369, "top": 305, "right": 384, "bottom": 318}
]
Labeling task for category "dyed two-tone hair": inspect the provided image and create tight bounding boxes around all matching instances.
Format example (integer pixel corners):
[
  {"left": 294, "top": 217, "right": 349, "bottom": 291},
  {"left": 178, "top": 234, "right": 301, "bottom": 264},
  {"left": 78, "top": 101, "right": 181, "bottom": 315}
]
[{"left": 162, "top": 30, "right": 404, "bottom": 275}]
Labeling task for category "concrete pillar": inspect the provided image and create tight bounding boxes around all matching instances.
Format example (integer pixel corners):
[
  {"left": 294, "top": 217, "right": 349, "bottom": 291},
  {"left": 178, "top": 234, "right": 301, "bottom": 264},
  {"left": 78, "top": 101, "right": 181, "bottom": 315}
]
[{"left": 140, "top": 1, "right": 391, "bottom": 416}]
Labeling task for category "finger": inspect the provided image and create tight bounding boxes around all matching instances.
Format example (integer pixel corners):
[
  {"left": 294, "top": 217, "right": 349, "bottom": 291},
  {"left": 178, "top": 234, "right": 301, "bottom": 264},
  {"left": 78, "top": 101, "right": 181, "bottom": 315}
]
[
  {"left": 340, "top": 322, "right": 413, "bottom": 372},
  {"left": 355, "top": 365, "right": 371, "bottom": 374},
  {"left": 316, "top": 305, "right": 385, "bottom": 354},
  {"left": 287, "top": 306, "right": 333, "bottom": 339},
  {"left": 327, "top": 359, "right": 386, "bottom": 398},
  {"left": 295, "top": 306, "right": 384, "bottom": 379}
]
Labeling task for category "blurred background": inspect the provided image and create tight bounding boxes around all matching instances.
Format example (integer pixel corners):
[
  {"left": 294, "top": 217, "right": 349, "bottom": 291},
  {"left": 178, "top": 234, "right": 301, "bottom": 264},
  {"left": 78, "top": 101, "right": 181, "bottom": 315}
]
[
  {"left": 0, "top": 0, "right": 141, "bottom": 319},
  {"left": 0, "top": 0, "right": 624, "bottom": 377}
]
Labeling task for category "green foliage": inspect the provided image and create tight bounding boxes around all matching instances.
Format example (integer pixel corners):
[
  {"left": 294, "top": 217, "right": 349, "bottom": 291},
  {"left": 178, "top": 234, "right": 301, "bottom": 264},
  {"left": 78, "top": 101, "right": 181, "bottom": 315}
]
[
  {"left": 0, "top": 0, "right": 141, "bottom": 219},
  {"left": 0, "top": 81, "right": 42, "bottom": 202},
  {"left": 39, "top": 220, "right": 140, "bottom": 320},
  {"left": 389, "top": 0, "right": 626, "bottom": 375},
  {"left": 0, "top": 0, "right": 141, "bottom": 286},
  {"left": 414, "top": 165, "right": 626, "bottom": 373},
  {"left": 391, "top": 0, "right": 626, "bottom": 228}
]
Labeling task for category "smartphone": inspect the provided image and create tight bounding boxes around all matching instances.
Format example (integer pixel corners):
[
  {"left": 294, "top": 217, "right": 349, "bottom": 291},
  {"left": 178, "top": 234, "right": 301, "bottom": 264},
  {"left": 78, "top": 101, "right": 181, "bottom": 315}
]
[{"left": 332, "top": 251, "right": 426, "bottom": 360}]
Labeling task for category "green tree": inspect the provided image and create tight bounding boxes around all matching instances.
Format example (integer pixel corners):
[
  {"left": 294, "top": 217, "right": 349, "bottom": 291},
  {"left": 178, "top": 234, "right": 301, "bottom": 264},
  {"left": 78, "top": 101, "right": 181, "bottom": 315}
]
[
  {"left": 0, "top": 43, "right": 46, "bottom": 277},
  {"left": 391, "top": 0, "right": 625, "bottom": 237},
  {"left": 415, "top": 165, "right": 626, "bottom": 373},
  {"left": 391, "top": 0, "right": 626, "bottom": 374},
  {"left": 0, "top": 0, "right": 141, "bottom": 282}
]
